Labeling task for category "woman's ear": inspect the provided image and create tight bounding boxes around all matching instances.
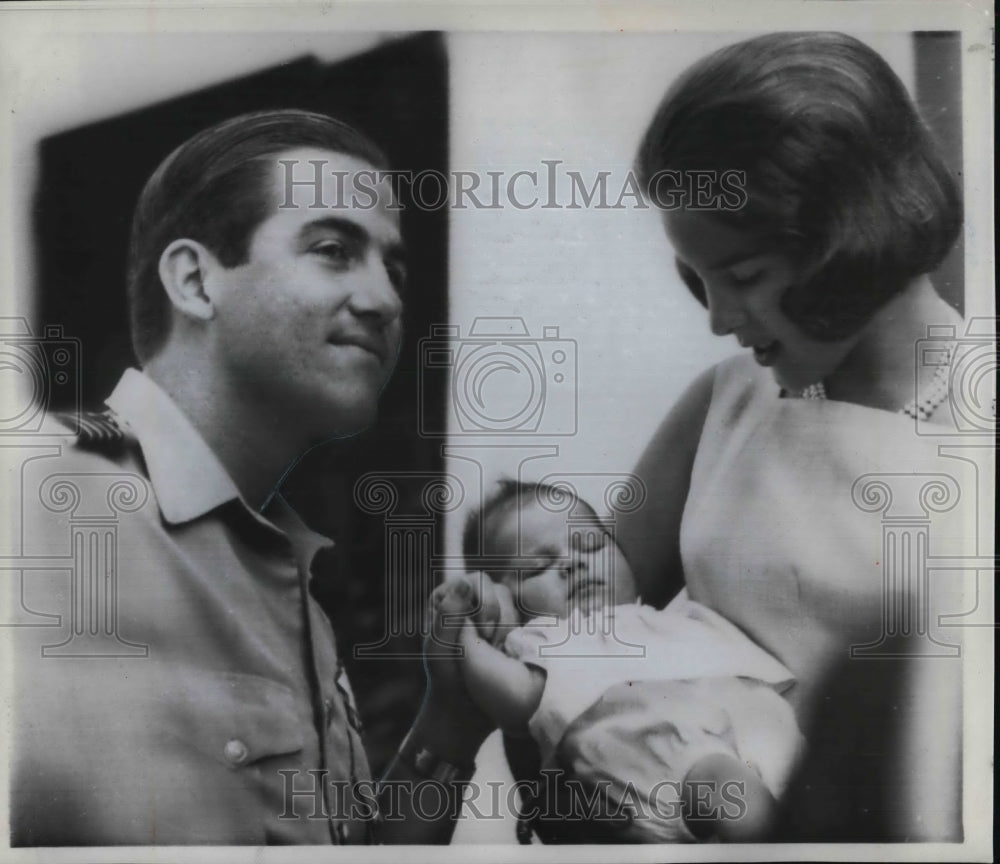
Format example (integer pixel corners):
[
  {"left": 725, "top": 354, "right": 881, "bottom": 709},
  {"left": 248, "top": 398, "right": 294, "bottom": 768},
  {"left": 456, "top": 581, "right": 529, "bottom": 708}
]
[{"left": 157, "top": 238, "right": 219, "bottom": 322}]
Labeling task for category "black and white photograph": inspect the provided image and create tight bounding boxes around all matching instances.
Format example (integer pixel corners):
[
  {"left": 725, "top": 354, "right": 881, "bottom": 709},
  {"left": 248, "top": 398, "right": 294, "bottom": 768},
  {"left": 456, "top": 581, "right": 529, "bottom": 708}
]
[{"left": 0, "top": 1, "right": 994, "bottom": 860}]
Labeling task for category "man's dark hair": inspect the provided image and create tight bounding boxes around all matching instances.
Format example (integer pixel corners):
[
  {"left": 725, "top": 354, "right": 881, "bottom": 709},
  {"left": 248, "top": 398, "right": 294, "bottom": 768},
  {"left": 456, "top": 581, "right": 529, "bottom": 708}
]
[
  {"left": 126, "top": 109, "right": 389, "bottom": 363},
  {"left": 462, "top": 479, "right": 597, "bottom": 565},
  {"left": 635, "top": 32, "right": 963, "bottom": 341}
]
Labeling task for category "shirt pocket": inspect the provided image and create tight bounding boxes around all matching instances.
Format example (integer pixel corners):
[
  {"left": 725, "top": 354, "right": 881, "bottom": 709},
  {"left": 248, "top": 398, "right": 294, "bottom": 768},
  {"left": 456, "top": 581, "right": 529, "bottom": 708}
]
[{"left": 159, "top": 668, "right": 306, "bottom": 770}]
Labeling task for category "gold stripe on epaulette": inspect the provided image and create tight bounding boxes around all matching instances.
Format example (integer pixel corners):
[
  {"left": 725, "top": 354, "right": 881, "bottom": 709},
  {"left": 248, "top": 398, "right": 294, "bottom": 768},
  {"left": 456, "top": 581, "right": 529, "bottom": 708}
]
[{"left": 54, "top": 408, "right": 126, "bottom": 452}]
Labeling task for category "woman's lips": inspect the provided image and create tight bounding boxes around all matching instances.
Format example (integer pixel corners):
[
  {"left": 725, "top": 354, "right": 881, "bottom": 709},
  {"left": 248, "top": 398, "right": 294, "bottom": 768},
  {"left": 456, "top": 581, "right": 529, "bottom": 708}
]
[{"left": 752, "top": 340, "right": 779, "bottom": 366}]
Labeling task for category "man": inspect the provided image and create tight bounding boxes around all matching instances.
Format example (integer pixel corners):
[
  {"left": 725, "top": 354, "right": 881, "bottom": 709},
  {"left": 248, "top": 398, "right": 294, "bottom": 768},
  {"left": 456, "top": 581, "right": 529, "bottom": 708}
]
[{"left": 10, "top": 110, "right": 491, "bottom": 845}]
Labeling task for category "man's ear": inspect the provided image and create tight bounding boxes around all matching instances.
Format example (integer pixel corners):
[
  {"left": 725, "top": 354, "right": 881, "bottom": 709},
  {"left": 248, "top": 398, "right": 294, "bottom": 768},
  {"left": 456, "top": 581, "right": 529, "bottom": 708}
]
[{"left": 157, "top": 239, "right": 220, "bottom": 322}]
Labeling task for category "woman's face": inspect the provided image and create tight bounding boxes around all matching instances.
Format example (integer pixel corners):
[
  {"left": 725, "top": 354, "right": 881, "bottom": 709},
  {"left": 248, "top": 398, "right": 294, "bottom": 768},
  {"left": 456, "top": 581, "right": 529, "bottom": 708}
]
[{"left": 663, "top": 211, "right": 860, "bottom": 392}]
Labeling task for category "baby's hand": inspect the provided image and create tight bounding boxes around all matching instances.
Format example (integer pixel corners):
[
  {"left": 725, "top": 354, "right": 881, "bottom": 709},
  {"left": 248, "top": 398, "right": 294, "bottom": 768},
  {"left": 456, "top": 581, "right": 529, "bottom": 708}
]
[
  {"left": 429, "top": 572, "right": 479, "bottom": 610},
  {"left": 429, "top": 574, "right": 517, "bottom": 647}
]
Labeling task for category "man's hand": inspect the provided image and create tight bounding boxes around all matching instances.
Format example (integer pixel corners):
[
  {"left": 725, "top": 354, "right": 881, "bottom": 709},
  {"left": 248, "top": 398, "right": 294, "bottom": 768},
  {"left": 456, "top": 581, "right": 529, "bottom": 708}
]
[
  {"left": 421, "top": 575, "right": 497, "bottom": 749},
  {"left": 378, "top": 576, "right": 500, "bottom": 844}
]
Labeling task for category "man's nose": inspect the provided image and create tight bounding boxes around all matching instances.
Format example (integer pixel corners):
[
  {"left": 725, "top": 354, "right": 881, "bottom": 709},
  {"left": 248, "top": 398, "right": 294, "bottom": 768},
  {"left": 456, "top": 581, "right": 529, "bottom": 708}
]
[
  {"left": 349, "top": 252, "right": 403, "bottom": 324},
  {"left": 704, "top": 282, "right": 744, "bottom": 336}
]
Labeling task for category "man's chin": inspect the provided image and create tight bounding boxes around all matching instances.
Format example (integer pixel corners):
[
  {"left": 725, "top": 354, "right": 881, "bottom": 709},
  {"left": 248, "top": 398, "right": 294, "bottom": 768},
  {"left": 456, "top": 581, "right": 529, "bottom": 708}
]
[{"left": 294, "top": 399, "right": 380, "bottom": 445}]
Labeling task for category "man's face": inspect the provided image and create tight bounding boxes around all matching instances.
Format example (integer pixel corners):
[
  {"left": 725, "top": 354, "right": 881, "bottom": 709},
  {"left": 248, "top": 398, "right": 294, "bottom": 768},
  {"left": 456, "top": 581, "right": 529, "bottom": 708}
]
[{"left": 207, "top": 146, "right": 404, "bottom": 440}]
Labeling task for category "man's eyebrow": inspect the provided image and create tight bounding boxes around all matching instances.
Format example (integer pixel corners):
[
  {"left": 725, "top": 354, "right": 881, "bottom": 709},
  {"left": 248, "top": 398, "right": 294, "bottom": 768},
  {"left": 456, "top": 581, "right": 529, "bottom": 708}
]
[{"left": 298, "top": 215, "right": 368, "bottom": 244}]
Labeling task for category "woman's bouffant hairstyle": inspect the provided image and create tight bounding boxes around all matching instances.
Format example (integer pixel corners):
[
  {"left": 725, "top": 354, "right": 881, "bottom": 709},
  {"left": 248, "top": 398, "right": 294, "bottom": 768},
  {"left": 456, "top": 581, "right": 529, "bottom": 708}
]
[
  {"left": 127, "top": 109, "right": 388, "bottom": 363},
  {"left": 635, "top": 32, "right": 963, "bottom": 340}
]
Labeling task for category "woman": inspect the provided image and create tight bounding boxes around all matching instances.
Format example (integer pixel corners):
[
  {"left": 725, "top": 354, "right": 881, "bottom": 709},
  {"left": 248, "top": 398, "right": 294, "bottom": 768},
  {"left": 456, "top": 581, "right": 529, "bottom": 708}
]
[{"left": 510, "top": 32, "right": 968, "bottom": 842}]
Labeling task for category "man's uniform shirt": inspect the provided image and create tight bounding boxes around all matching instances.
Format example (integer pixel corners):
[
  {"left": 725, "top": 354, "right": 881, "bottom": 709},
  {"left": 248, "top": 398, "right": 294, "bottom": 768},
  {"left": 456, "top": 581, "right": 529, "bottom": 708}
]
[{"left": 10, "top": 369, "right": 374, "bottom": 845}]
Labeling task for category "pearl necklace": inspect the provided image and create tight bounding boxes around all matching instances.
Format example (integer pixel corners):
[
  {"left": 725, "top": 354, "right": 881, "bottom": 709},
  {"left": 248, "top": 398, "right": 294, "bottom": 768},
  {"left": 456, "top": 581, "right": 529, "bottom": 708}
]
[{"left": 798, "top": 347, "right": 953, "bottom": 422}]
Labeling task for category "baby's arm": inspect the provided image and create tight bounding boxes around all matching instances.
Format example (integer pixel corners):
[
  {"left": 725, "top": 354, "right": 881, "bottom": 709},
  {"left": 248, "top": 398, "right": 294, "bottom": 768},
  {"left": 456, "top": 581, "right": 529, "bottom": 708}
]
[
  {"left": 430, "top": 576, "right": 544, "bottom": 734},
  {"left": 681, "top": 752, "right": 777, "bottom": 842},
  {"left": 459, "top": 624, "right": 546, "bottom": 734}
]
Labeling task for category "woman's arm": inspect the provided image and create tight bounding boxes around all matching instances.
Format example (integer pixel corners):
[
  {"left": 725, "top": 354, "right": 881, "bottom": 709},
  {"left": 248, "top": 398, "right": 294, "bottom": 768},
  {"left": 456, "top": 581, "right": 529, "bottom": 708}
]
[{"left": 615, "top": 366, "right": 716, "bottom": 608}]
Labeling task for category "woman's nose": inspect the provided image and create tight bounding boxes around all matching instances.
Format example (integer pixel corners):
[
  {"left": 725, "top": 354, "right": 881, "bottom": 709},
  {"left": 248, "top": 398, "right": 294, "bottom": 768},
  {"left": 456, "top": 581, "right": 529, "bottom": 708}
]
[{"left": 704, "top": 283, "right": 745, "bottom": 336}]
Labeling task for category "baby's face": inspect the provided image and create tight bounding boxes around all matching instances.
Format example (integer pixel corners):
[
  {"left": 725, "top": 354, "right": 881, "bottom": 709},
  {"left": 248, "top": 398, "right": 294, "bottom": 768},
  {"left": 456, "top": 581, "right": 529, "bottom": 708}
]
[{"left": 486, "top": 502, "right": 637, "bottom": 620}]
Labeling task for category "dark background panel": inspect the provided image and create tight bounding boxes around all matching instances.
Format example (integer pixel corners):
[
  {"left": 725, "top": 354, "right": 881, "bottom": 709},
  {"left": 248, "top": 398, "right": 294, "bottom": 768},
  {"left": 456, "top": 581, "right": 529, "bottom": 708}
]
[
  {"left": 33, "top": 31, "right": 449, "bottom": 775},
  {"left": 914, "top": 31, "right": 964, "bottom": 314}
]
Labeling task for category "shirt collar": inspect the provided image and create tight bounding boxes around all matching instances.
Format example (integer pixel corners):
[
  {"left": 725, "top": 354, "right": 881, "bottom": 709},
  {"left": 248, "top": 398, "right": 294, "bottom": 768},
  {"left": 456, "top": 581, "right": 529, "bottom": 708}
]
[
  {"left": 105, "top": 368, "right": 244, "bottom": 525},
  {"left": 105, "top": 369, "right": 336, "bottom": 565}
]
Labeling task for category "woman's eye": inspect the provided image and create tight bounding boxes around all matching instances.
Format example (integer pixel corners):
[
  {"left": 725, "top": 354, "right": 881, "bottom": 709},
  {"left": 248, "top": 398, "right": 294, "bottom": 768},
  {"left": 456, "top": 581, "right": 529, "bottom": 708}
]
[{"left": 729, "top": 269, "right": 763, "bottom": 288}]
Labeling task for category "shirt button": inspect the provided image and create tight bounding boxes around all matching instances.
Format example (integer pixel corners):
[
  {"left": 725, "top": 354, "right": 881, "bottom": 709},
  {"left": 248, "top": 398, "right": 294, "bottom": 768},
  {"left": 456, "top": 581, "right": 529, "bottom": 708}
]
[{"left": 223, "top": 738, "right": 249, "bottom": 765}]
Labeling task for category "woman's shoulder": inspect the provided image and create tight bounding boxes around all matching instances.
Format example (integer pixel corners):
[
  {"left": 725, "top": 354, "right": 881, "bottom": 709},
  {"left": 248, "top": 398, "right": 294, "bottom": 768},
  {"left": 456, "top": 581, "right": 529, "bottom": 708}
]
[
  {"left": 710, "top": 352, "right": 774, "bottom": 403},
  {"left": 641, "top": 354, "right": 767, "bottom": 457}
]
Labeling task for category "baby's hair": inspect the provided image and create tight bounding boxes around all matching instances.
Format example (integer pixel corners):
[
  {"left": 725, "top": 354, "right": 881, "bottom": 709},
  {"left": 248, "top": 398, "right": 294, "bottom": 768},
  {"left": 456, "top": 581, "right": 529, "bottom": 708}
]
[{"left": 462, "top": 479, "right": 597, "bottom": 565}]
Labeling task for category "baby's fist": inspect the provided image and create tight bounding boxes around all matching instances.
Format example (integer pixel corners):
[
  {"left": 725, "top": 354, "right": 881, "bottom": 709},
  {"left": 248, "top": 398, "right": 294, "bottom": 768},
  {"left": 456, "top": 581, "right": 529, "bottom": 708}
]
[{"left": 430, "top": 574, "right": 479, "bottom": 617}]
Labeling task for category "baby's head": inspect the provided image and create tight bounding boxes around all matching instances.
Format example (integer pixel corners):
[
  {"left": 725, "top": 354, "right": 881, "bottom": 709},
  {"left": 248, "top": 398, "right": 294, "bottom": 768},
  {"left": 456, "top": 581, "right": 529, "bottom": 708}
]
[{"left": 463, "top": 480, "right": 637, "bottom": 621}]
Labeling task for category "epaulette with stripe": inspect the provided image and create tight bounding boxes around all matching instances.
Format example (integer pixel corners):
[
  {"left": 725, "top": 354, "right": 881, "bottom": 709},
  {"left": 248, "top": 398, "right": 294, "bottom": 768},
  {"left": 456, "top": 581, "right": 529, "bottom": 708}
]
[{"left": 53, "top": 407, "right": 129, "bottom": 454}]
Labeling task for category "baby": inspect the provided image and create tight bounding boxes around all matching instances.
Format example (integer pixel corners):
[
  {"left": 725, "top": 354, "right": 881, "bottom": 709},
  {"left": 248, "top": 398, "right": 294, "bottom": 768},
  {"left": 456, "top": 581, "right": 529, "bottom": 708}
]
[{"left": 433, "top": 480, "right": 804, "bottom": 842}]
